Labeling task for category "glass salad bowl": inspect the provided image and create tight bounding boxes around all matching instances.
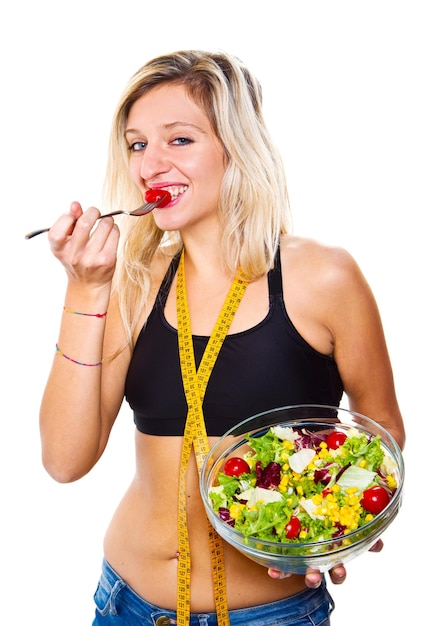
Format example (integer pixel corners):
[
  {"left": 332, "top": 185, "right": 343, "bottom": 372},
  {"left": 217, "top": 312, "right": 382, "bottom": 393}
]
[{"left": 200, "top": 404, "right": 404, "bottom": 574}]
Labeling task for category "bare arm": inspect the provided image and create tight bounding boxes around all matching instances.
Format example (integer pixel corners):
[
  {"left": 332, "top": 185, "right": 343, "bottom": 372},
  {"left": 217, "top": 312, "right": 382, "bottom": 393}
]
[
  {"left": 282, "top": 237, "right": 405, "bottom": 449},
  {"left": 326, "top": 248, "right": 405, "bottom": 449},
  {"left": 39, "top": 201, "right": 128, "bottom": 482},
  {"left": 309, "top": 244, "right": 405, "bottom": 586},
  {"left": 270, "top": 237, "right": 406, "bottom": 586}
]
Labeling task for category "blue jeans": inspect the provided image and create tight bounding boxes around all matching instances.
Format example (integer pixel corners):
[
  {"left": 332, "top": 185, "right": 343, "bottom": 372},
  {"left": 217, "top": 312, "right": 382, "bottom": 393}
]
[{"left": 92, "top": 559, "right": 335, "bottom": 625}]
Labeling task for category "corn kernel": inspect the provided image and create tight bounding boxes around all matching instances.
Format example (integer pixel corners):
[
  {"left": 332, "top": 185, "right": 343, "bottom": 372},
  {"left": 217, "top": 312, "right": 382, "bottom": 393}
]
[
  {"left": 299, "top": 530, "right": 307, "bottom": 539},
  {"left": 279, "top": 475, "right": 289, "bottom": 487},
  {"left": 346, "top": 495, "right": 359, "bottom": 506},
  {"left": 229, "top": 504, "right": 243, "bottom": 519},
  {"left": 387, "top": 475, "right": 397, "bottom": 489}
]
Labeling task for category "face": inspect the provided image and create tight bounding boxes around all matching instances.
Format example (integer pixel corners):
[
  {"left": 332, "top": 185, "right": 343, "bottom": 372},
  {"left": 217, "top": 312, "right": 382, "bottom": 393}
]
[{"left": 125, "top": 83, "right": 226, "bottom": 235}]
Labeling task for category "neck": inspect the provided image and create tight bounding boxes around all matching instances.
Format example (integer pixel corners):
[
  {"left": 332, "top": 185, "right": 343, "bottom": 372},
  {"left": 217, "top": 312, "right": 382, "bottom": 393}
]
[{"left": 180, "top": 231, "right": 231, "bottom": 282}]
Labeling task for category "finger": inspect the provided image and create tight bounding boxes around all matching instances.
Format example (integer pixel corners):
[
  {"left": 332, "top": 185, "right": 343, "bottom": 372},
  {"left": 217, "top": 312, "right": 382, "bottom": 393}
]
[
  {"left": 69, "top": 200, "right": 84, "bottom": 220},
  {"left": 70, "top": 206, "right": 102, "bottom": 243},
  {"left": 79, "top": 217, "right": 120, "bottom": 271},
  {"left": 369, "top": 538, "right": 384, "bottom": 553},
  {"left": 96, "top": 223, "right": 120, "bottom": 267},
  {"left": 304, "top": 568, "right": 322, "bottom": 589},
  {"left": 91, "top": 216, "right": 119, "bottom": 247},
  {"left": 267, "top": 567, "right": 292, "bottom": 580},
  {"left": 50, "top": 203, "right": 96, "bottom": 248},
  {"left": 49, "top": 212, "right": 81, "bottom": 251},
  {"left": 328, "top": 564, "right": 346, "bottom": 585}
]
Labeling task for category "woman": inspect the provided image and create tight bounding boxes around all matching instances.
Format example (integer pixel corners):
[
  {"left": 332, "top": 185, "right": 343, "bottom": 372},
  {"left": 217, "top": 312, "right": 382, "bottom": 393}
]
[{"left": 39, "top": 50, "right": 405, "bottom": 625}]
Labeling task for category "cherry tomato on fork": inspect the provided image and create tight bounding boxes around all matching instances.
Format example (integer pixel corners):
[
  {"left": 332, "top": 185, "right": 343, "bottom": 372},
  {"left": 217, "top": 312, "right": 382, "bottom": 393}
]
[
  {"left": 144, "top": 189, "right": 171, "bottom": 206},
  {"left": 223, "top": 457, "right": 250, "bottom": 477}
]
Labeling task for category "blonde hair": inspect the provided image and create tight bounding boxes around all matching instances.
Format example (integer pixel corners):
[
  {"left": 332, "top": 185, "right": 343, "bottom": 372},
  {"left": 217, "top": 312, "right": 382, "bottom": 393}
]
[{"left": 103, "top": 50, "right": 291, "bottom": 341}]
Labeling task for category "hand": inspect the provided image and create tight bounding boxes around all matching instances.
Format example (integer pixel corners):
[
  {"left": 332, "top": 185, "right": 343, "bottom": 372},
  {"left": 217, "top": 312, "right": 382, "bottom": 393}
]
[
  {"left": 268, "top": 564, "right": 346, "bottom": 587},
  {"left": 268, "top": 539, "right": 384, "bottom": 586},
  {"left": 48, "top": 201, "right": 120, "bottom": 286},
  {"left": 307, "top": 564, "right": 346, "bottom": 588}
]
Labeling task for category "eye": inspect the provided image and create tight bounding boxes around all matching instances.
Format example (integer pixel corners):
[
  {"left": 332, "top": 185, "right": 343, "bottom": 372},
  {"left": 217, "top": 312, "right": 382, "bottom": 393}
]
[
  {"left": 171, "top": 137, "right": 193, "bottom": 146},
  {"left": 128, "top": 141, "right": 147, "bottom": 153}
]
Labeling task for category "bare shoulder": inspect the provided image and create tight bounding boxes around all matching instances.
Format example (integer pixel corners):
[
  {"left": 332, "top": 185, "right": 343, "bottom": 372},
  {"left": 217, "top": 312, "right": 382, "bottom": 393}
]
[{"left": 280, "top": 234, "right": 368, "bottom": 298}]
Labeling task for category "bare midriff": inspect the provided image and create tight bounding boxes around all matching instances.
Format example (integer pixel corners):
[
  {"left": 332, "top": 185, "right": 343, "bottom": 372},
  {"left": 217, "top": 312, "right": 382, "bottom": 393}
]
[{"left": 103, "top": 432, "right": 308, "bottom": 612}]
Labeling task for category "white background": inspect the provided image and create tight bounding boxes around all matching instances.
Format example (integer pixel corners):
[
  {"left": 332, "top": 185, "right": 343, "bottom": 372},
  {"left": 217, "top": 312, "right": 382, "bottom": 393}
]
[{"left": 1, "top": 1, "right": 440, "bottom": 623}]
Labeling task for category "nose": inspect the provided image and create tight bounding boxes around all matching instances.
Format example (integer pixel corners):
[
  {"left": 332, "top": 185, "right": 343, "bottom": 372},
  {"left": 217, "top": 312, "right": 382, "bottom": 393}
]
[{"left": 139, "top": 141, "right": 170, "bottom": 181}]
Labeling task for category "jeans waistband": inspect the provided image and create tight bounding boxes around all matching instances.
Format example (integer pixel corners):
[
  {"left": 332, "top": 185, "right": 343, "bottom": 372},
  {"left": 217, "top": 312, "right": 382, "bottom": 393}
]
[{"left": 96, "top": 558, "right": 333, "bottom": 625}]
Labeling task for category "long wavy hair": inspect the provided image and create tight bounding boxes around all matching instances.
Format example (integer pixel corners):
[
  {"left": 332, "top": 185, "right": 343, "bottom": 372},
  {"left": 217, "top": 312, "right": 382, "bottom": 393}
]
[{"left": 103, "top": 50, "right": 291, "bottom": 342}]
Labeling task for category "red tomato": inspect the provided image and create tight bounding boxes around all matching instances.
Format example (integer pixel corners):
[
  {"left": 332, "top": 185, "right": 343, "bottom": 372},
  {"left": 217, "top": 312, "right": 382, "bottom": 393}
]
[
  {"left": 144, "top": 189, "right": 172, "bottom": 207},
  {"left": 223, "top": 457, "right": 250, "bottom": 477},
  {"left": 285, "top": 515, "right": 301, "bottom": 539},
  {"left": 326, "top": 431, "right": 347, "bottom": 450},
  {"left": 360, "top": 486, "right": 390, "bottom": 514}
]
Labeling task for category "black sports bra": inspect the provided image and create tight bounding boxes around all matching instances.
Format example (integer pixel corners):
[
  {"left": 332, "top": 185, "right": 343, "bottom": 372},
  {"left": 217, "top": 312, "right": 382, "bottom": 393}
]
[{"left": 125, "top": 248, "right": 344, "bottom": 436}]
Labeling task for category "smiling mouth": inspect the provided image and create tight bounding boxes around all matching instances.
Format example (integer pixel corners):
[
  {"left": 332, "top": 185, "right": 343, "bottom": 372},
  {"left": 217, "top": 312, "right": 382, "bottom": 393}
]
[{"left": 161, "top": 185, "right": 188, "bottom": 201}]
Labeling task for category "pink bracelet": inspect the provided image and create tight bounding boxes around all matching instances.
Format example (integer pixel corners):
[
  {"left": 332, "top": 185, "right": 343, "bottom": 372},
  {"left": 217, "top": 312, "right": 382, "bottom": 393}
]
[
  {"left": 55, "top": 344, "right": 103, "bottom": 367},
  {"left": 63, "top": 306, "right": 107, "bottom": 318}
]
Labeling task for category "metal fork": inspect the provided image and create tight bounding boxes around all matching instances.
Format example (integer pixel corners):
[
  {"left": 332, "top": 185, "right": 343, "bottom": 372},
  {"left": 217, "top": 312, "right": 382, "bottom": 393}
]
[{"left": 24, "top": 198, "right": 163, "bottom": 240}]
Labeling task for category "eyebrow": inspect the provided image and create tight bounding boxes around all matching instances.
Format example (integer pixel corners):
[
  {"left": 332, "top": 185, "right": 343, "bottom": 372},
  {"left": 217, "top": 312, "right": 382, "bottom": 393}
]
[{"left": 125, "top": 121, "right": 207, "bottom": 136}]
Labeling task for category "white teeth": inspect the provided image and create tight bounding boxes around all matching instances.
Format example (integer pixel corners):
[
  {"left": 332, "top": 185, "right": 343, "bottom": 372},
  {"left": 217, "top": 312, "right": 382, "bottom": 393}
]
[{"left": 165, "top": 185, "right": 188, "bottom": 200}]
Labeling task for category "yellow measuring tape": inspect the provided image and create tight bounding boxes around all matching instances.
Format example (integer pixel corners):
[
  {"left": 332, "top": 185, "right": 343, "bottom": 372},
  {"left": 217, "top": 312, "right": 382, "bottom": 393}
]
[{"left": 176, "top": 251, "right": 248, "bottom": 626}]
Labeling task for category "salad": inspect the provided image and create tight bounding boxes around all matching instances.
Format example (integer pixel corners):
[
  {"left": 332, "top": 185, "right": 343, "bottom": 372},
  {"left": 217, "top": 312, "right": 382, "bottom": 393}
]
[{"left": 208, "top": 425, "right": 399, "bottom": 545}]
